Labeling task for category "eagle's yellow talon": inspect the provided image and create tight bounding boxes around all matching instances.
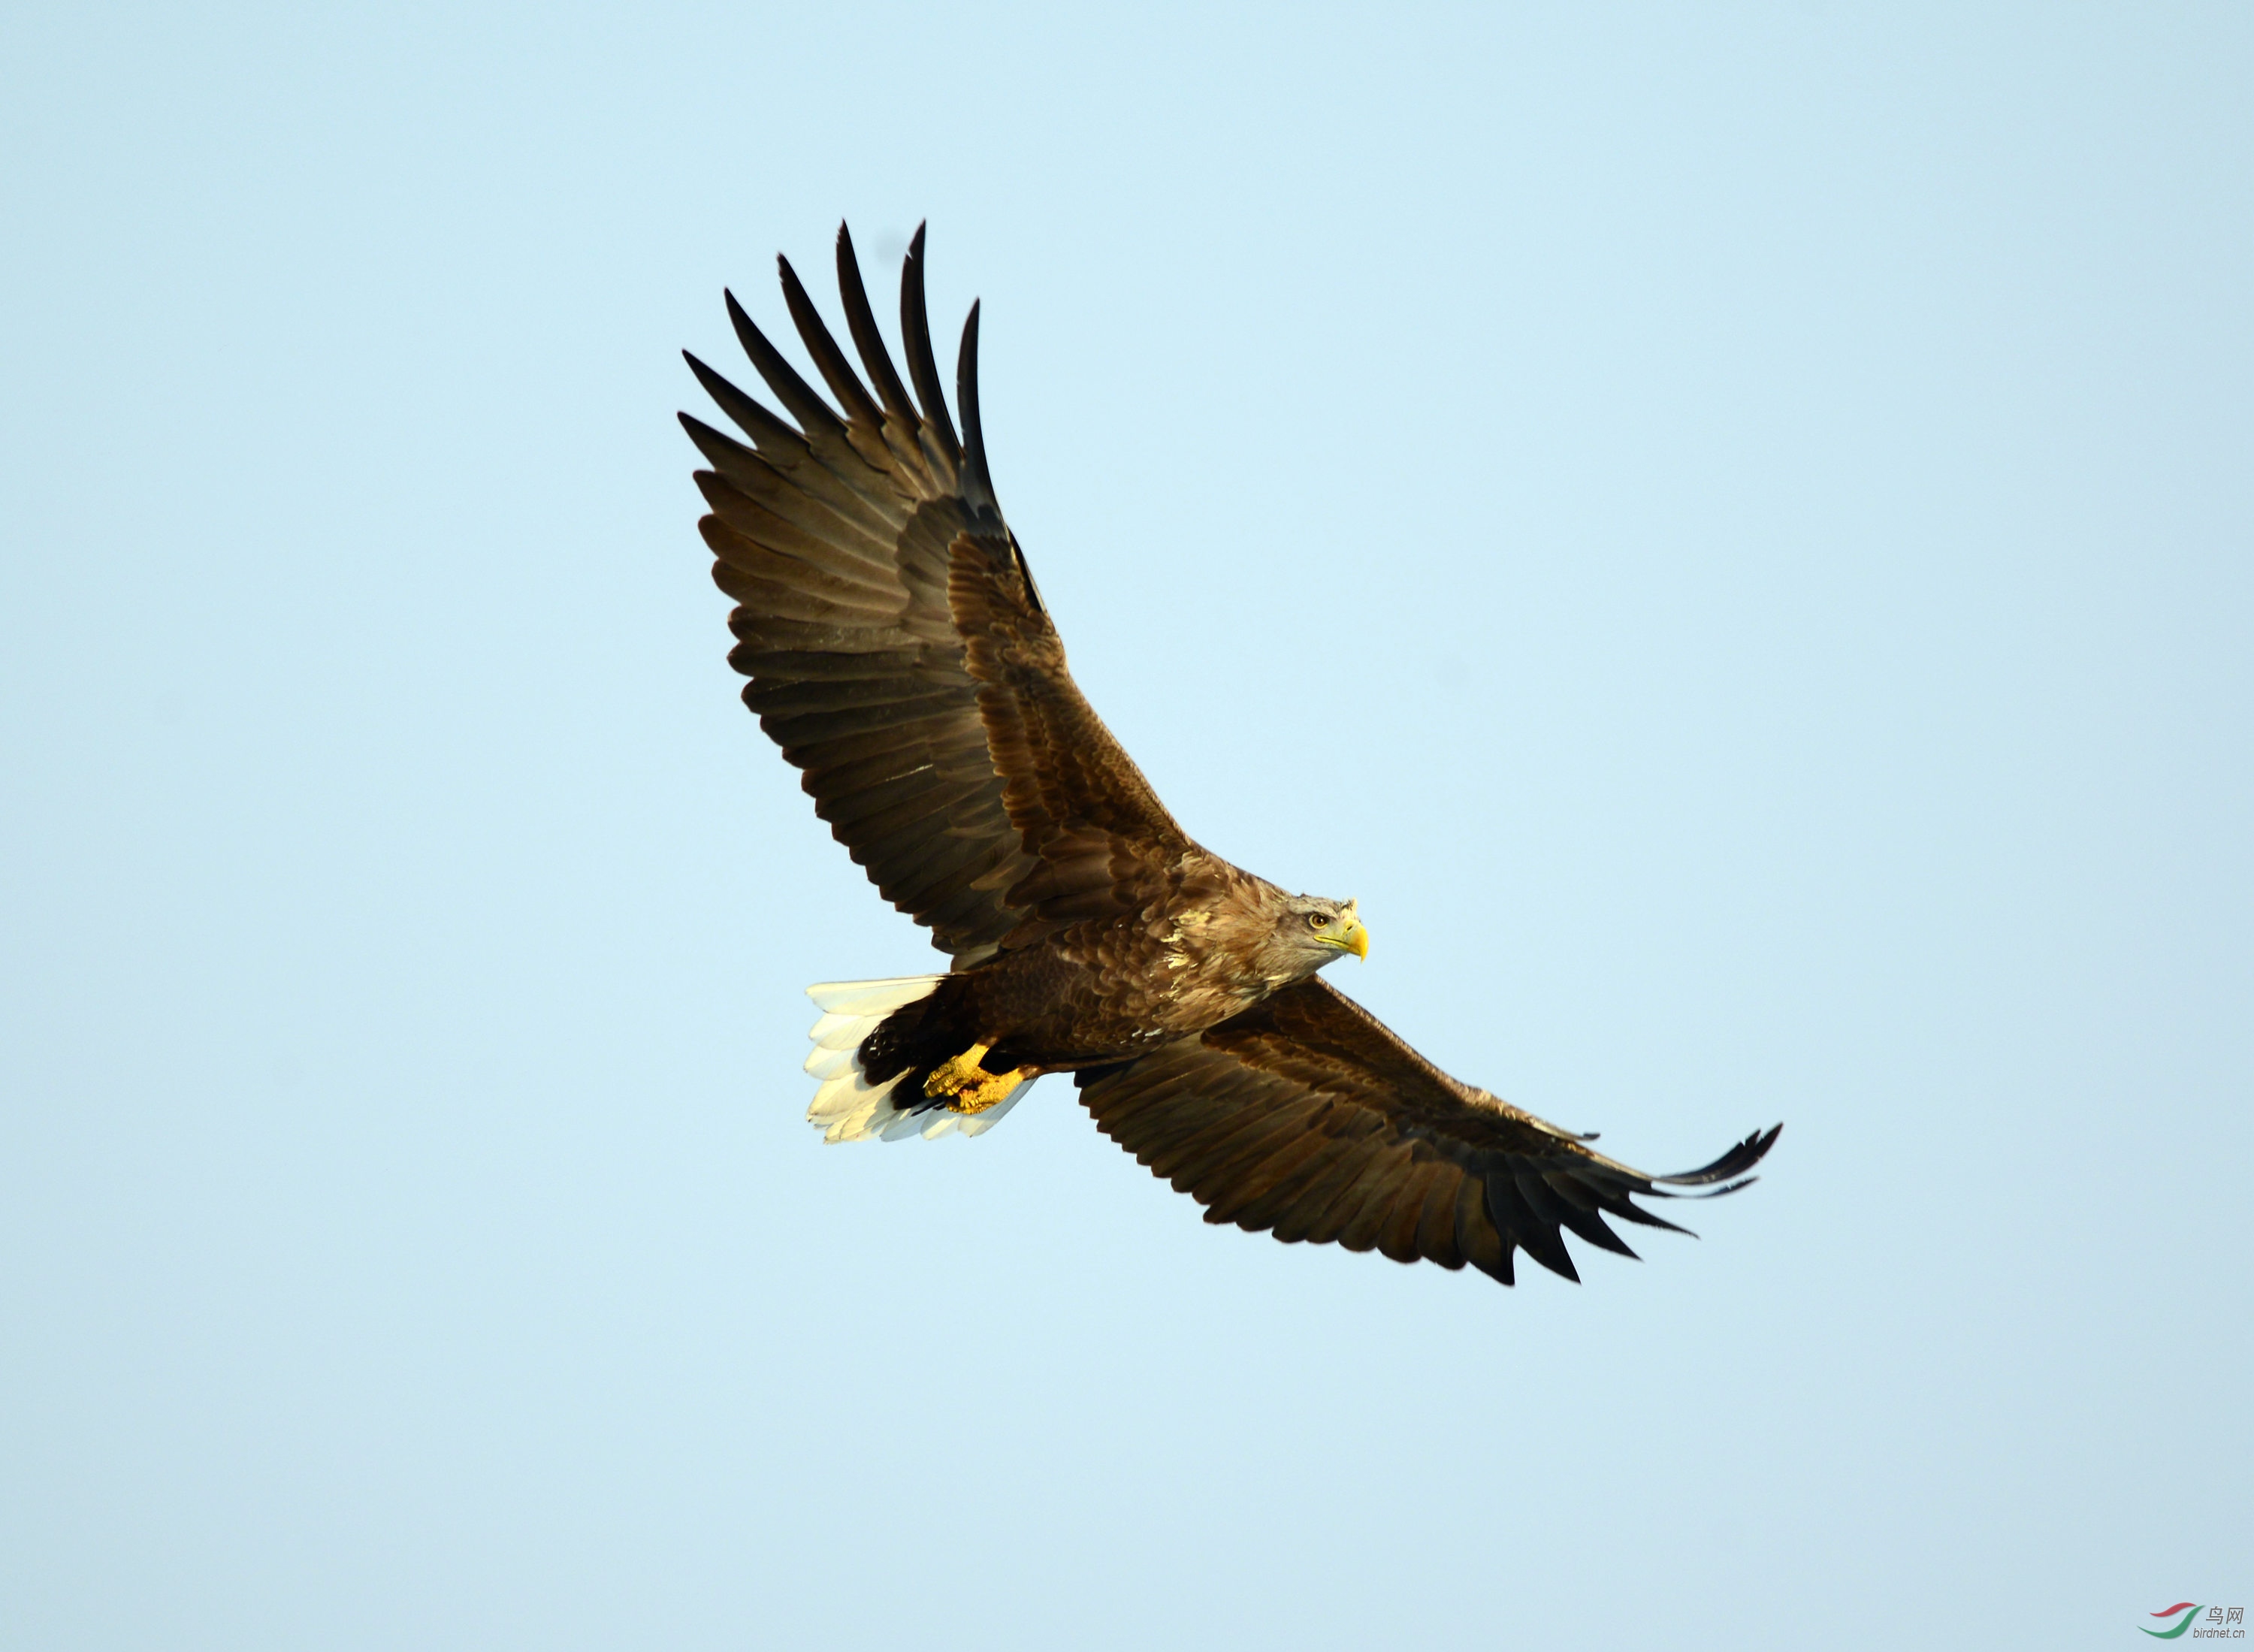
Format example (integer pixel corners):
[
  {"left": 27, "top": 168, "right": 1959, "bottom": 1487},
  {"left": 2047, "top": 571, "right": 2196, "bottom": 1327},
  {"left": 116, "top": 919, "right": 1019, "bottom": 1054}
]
[{"left": 923, "top": 1042, "right": 1029, "bottom": 1114}]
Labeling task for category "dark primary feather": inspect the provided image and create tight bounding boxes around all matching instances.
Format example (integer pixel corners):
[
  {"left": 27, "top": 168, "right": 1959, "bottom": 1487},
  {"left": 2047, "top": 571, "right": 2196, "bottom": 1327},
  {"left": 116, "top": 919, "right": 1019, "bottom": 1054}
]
[
  {"left": 682, "top": 222, "right": 1187, "bottom": 962},
  {"left": 955, "top": 301, "right": 1000, "bottom": 516},
  {"left": 899, "top": 225, "right": 963, "bottom": 469},
  {"left": 1079, "top": 977, "right": 1781, "bottom": 1285},
  {"left": 833, "top": 226, "right": 919, "bottom": 428}
]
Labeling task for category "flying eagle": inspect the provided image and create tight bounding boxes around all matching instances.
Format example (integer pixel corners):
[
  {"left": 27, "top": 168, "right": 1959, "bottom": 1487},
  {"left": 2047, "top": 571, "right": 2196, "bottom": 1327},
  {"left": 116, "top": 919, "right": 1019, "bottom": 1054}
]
[{"left": 680, "top": 225, "right": 1779, "bottom": 1288}]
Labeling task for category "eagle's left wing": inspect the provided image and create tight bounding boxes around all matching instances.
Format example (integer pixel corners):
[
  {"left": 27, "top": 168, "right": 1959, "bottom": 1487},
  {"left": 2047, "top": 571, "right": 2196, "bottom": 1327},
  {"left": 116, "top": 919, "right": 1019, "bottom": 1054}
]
[
  {"left": 682, "top": 225, "right": 1193, "bottom": 966},
  {"left": 1077, "top": 977, "right": 1778, "bottom": 1285}
]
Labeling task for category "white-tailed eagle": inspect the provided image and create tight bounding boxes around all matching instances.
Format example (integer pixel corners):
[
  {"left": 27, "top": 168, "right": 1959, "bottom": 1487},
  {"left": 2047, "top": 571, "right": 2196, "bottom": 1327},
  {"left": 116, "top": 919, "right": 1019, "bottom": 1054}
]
[{"left": 680, "top": 225, "right": 1779, "bottom": 1287}]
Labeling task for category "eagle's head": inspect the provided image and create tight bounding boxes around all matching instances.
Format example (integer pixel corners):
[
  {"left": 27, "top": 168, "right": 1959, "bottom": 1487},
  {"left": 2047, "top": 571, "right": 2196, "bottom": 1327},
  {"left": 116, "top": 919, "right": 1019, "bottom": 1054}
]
[{"left": 1264, "top": 895, "right": 1370, "bottom": 983}]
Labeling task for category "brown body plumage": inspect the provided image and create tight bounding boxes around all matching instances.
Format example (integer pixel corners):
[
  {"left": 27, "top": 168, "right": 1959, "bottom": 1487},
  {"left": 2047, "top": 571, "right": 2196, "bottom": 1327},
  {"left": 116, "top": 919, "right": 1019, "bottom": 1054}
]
[
  {"left": 859, "top": 864, "right": 1336, "bottom": 1090},
  {"left": 681, "top": 224, "right": 1779, "bottom": 1287}
]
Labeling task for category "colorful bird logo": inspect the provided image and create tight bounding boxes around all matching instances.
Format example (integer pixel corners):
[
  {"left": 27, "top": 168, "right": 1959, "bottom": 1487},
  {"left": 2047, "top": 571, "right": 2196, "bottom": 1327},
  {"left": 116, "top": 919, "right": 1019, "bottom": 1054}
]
[{"left": 2143, "top": 1604, "right": 2201, "bottom": 1638}]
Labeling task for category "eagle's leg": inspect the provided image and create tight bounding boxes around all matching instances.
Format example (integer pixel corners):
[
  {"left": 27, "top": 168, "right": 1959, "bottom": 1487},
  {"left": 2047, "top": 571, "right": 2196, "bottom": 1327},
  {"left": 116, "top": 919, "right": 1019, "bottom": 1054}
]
[{"left": 923, "top": 1042, "right": 1030, "bottom": 1115}]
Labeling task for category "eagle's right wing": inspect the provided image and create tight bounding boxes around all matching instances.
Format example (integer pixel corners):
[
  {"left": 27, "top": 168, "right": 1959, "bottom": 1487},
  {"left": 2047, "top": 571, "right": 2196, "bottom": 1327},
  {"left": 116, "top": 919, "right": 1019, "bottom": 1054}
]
[
  {"left": 1077, "top": 977, "right": 1780, "bottom": 1285},
  {"left": 682, "top": 225, "right": 1189, "bottom": 964}
]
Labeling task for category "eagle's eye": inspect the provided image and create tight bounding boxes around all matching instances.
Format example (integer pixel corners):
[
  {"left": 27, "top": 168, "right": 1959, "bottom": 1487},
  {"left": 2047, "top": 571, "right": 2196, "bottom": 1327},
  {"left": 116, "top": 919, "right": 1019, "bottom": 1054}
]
[{"left": 1305, "top": 912, "right": 1327, "bottom": 929}]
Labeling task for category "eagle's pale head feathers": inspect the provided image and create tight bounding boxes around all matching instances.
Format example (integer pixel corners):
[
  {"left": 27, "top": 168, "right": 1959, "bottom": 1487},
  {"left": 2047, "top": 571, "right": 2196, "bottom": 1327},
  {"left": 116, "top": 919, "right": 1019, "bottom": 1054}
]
[{"left": 1243, "top": 892, "right": 1369, "bottom": 988}]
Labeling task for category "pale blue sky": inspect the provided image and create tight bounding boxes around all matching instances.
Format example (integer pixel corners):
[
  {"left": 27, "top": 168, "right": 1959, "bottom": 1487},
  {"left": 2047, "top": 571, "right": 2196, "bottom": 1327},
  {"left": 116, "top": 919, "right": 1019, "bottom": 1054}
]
[{"left": 3, "top": 5, "right": 2249, "bottom": 1647}]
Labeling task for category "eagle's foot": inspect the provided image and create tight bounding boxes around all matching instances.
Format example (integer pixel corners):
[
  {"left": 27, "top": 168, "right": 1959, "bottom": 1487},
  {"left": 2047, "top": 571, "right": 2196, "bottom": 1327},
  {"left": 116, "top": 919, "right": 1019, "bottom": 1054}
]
[{"left": 922, "top": 1042, "right": 1028, "bottom": 1114}]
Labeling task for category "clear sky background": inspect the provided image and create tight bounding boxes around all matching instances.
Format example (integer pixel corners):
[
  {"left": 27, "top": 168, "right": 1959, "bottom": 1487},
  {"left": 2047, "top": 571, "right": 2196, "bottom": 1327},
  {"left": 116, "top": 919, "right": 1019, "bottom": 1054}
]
[{"left": 4, "top": 5, "right": 2249, "bottom": 1648}]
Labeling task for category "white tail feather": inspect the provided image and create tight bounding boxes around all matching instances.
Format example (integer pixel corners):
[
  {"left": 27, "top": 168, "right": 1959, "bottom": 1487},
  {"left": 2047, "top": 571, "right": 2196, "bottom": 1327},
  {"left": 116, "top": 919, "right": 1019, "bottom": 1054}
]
[
  {"left": 802, "top": 1044, "right": 858, "bottom": 1081},
  {"left": 808, "top": 976, "right": 946, "bottom": 1016},
  {"left": 801, "top": 975, "right": 1028, "bottom": 1143}
]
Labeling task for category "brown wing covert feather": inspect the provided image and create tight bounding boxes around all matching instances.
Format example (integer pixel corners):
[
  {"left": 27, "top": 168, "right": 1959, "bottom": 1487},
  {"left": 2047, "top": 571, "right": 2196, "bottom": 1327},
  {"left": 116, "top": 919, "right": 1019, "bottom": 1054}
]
[
  {"left": 1078, "top": 977, "right": 1781, "bottom": 1285},
  {"left": 681, "top": 225, "right": 1189, "bottom": 962}
]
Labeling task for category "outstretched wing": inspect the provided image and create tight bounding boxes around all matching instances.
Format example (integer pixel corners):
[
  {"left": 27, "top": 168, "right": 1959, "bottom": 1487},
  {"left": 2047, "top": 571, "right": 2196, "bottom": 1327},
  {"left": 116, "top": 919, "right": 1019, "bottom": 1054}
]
[
  {"left": 1077, "top": 977, "right": 1780, "bottom": 1285},
  {"left": 682, "top": 225, "right": 1189, "bottom": 964}
]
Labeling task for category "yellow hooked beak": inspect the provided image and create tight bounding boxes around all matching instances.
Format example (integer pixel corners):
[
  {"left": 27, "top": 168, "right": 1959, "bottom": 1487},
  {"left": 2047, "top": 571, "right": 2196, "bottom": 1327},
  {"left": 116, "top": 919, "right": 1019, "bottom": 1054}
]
[{"left": 1323, "top": 905, "right": 1370, "bottom": 960}]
